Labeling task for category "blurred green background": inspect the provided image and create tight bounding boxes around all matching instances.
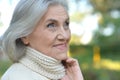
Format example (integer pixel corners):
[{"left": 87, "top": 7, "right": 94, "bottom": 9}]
[{"left": 0, "top": 0, "right": 120, "bottom": 80}]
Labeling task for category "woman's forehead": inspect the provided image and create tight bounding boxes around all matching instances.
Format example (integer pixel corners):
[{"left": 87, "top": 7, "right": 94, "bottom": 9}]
[{"left": 41, "top": 5, "right": 69, "bottom": 21}]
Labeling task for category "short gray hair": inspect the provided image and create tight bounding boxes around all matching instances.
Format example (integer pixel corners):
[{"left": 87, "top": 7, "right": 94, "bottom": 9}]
[{"left": 2, "top": 0, "right": 68, "bottom": 62}]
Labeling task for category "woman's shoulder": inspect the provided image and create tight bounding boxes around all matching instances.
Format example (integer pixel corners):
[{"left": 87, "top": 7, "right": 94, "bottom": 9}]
[
  {"left": 1, "top": 63, "right": 49, "bottom": 80},
  {"left": 1, "top": 63, "right": 32, "bottom": 80}
]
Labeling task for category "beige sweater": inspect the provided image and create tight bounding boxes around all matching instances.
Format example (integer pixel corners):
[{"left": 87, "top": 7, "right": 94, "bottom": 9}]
[{"left": 1, "top": 47, "right": 65, "bottom": 80}]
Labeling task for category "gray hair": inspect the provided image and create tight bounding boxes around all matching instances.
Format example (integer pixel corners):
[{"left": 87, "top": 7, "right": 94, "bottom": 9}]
[{"left": 2, "top": 0, "right": 68, "bottom": 62}]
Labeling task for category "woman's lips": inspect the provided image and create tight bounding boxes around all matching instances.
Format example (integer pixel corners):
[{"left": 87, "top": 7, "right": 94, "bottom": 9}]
[{"left": 53, "top": 43, "right": 67, "bottom": 50}]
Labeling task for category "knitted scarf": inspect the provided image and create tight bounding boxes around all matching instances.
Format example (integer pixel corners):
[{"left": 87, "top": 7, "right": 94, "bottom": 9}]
[{"left": 19, "top": 47, "right": 65, "bottom": 80}]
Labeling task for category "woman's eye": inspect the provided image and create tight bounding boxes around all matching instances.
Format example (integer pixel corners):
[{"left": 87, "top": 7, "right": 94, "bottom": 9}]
[
  {"left": 47, "top": 23, "right": 55, "bottom": 28},
  {"left": 64, "top": 21, "right": 69, "bottom": 30},
  {"left": 47, "top": 23, "right": 57, "bottom": 31}
]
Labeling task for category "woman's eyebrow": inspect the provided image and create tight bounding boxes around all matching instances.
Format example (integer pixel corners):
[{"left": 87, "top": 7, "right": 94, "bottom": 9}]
[
  {"left": 46, "top": 17, "right": 69, "bottom": 22},
  {"left": 46, "top": 19, "right": 57, "bottom": 23}
]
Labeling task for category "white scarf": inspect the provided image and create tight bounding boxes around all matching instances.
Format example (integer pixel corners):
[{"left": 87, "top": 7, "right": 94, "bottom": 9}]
[{"left": 19, "top": 47, "right": 65, "bottom": 80}]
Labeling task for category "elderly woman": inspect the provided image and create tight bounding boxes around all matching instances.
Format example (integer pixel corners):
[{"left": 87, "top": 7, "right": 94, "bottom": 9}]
[{"left": 1, "top": 0, "right": 83, "bottom": 80}]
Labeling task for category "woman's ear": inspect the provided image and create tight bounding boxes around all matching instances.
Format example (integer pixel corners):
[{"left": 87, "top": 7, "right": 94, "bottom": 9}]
[{"left": 21, "top": 37, "right": 29, "bottom": 45}]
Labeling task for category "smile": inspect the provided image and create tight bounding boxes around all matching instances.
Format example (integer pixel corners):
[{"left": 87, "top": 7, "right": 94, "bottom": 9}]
[{"left": 53, "top": 43, "right": 67, "bottom": 51}]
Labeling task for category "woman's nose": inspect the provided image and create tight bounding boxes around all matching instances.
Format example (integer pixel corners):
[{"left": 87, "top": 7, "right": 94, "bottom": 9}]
[
  {"left": 57, "top": 29, "right": 70, "bottom": 41},
  {"left": 57, "top": 34, "right": 65, "bottom": 40}
]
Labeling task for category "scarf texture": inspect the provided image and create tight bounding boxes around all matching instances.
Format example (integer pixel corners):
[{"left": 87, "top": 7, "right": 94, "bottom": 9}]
[{"left": 19, "top": 47, "right": 65, "bottom": 80}]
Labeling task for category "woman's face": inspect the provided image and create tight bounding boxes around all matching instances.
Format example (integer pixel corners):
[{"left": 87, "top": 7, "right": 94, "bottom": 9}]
[{"left": 23, "top": 5, "right": 71, "bottom": 61}]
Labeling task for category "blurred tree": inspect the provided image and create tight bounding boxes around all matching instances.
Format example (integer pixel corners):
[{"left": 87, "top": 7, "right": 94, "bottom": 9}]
[
  {"left": 70, "top": 12, "right": 85, "bottom": 23},
  {"left": 69, "top": 0, "right": 120, "bottom": 52},
  {"left": 88, "top": 0, "right": 120, "bottom": 54},
  {"left": 90, "top": 0, "right": 120, "bottom": 13},
  {"left": 69, "top": 0, "right": 120, "bottom": 79}
]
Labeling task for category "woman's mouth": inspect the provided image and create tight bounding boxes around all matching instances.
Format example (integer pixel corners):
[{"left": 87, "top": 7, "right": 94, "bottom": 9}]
[{"left": 53, "top": 43, "right": 67, "bottom": 51}]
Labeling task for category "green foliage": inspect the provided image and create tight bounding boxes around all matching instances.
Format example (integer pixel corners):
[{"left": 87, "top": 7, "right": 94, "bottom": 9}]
[
  {"left": 89, "top": 0, "right": 120, "bottom": 13},
  {"left": 70, "top": 12, "right": 85, "bottom": 22},
  {"left": 70, "top": 34, "right": 81, "bottom": 45},
  {"left": 0, "top": 61, "right": 12, "bottom": 78},
  {"left": 70, "top": 44, "right": 120, "bottom": 80},
  {"left": 70, "top": 0, "right": 120, "bottom": 79},
  {"left": 83, "top": 68, "right": 120, "bottom": 80}
]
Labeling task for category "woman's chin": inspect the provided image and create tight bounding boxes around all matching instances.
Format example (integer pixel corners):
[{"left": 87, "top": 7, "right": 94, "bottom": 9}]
[{"left": 57, "top": 54, "right": 68, "bottom": 61}]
